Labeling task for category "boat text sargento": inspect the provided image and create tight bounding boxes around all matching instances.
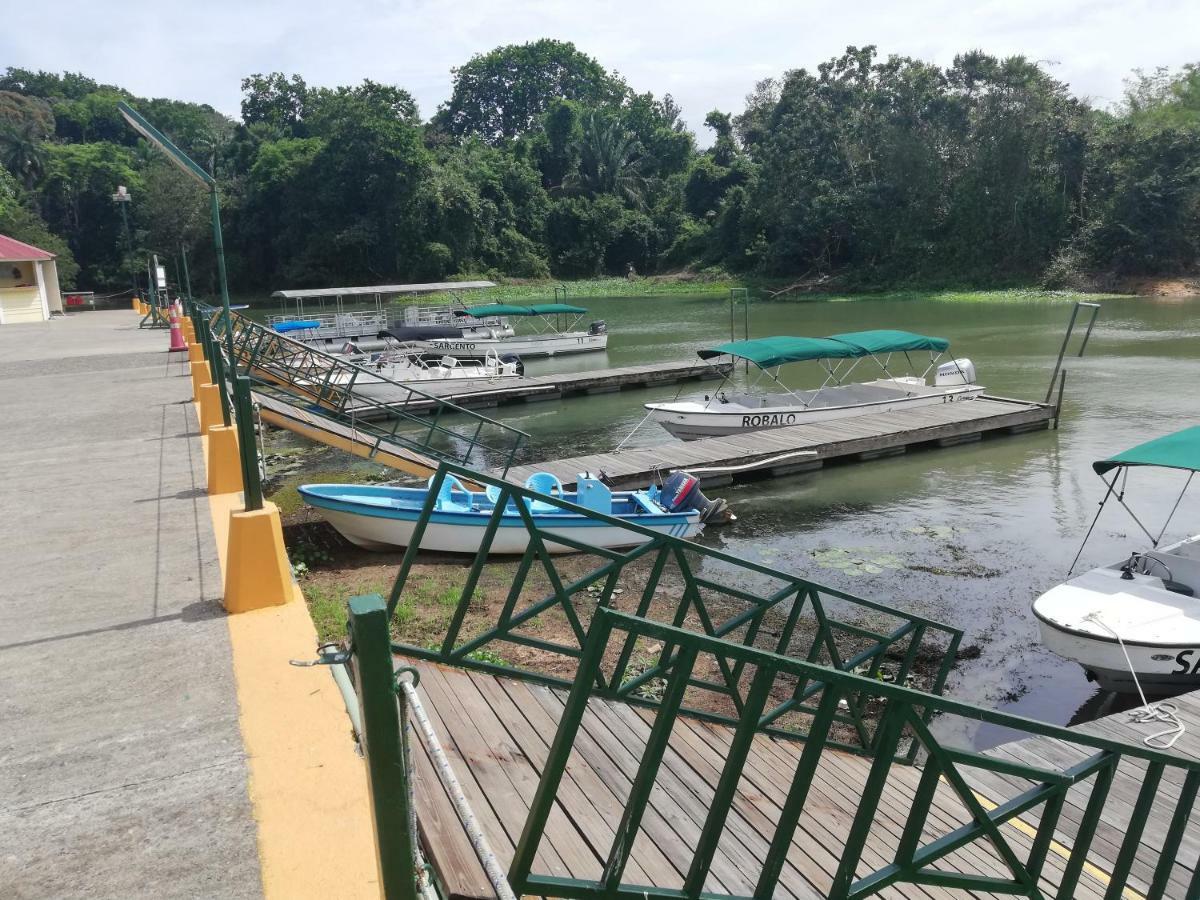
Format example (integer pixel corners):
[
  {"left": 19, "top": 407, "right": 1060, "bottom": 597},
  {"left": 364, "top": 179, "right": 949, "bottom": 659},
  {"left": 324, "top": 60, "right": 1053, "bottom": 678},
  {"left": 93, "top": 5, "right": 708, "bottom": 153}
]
[
  {"left": 398, "top": 303, "right": 608, "bottom": 359},
  {"left": 1033, "top": 426, "right": 1200, "bottom": 696},
  {"left": 644, "top": 330, "right": 983, "bottom": 440}
]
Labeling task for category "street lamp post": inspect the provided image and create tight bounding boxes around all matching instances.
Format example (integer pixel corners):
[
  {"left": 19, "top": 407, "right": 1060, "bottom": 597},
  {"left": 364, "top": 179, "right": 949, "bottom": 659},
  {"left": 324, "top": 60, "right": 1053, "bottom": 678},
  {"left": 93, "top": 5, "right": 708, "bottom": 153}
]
[
  {"left": 111, "top": 185, "right": 136, "bottom": 295},
  {"left": 118, "top": 100, "right": 262, "bottom": 511}
]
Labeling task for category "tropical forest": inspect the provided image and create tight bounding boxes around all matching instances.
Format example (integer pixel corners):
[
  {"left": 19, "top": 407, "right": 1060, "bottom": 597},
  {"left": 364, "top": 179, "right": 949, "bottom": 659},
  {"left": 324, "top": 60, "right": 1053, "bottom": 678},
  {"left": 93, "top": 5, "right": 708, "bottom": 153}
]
[{"left": 0, "top": 40, "right": 1197, "bottom": 295}]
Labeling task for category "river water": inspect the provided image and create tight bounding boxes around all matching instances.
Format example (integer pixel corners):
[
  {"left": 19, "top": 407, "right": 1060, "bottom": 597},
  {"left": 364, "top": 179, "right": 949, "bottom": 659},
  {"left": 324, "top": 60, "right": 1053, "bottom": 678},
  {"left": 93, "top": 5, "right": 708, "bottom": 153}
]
[{"left": 265, "top": 293, "right": 1200, "bottom": 746}]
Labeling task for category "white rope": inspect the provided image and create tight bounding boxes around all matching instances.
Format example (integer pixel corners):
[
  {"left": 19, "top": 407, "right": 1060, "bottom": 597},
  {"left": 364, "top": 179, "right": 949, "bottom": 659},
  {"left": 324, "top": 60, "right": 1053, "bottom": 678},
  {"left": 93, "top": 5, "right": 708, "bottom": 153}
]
[
  {"left": 679, "top": 448, "right": 819, "bottom": 476},
  {"left": 396, "top": 676, "right": 518, "bottom": 900},
  {"left": 1082, "top": 612, "right": 1186, "bottom": 750}
]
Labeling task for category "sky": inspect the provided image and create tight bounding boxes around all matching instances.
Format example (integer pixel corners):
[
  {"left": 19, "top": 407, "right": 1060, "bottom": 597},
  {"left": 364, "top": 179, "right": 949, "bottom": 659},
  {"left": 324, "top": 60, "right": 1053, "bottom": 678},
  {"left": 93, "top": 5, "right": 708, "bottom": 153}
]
[{"left": 10, "top": 0, "right": 1200, "bottom": 142}]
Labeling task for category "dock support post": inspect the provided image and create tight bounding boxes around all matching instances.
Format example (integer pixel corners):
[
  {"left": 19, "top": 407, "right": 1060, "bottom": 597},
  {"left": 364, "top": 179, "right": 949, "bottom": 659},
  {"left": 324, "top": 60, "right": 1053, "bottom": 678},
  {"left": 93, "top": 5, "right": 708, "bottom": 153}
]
[
  {"left": 189, "top": 360, "right": 211, "bottom": 401},
  {"left": 197, "top": 383, "right": 224, "bottom": 434},
  {"left": 223, "top": 502, "right": 292, "bottom": 613},
  {"left": 206, "top": 426, "right": 243, "bottom": 495},
  {"left": 348, "top": 594, "right": 420, "bottom": 900}
]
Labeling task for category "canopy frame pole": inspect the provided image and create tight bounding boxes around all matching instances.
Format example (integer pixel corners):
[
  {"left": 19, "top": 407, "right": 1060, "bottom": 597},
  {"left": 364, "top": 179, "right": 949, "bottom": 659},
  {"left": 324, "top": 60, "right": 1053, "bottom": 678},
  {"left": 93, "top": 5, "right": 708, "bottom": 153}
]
[
  {"left": 1154, "top": 472, "right": 1194, "bottom": 546},
  {"left": 1109, "top": 474, "right": 1164, "bottom": 549},
  {"left": 762, "top": 366, "right": 810, "bottom": 408},
  {"left": 1068, "top": 472, "right": 1120, "bottom": 576}
]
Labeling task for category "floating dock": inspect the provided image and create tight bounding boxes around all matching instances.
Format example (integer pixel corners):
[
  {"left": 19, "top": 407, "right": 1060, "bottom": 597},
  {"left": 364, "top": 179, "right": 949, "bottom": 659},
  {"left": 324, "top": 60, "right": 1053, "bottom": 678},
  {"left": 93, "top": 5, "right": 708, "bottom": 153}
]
[
  {"left": 342, "top": 360, "right": 731, "bottom": 417},
  {"left": 492, "top": 394, "right": 1055, "bottom": 489}
]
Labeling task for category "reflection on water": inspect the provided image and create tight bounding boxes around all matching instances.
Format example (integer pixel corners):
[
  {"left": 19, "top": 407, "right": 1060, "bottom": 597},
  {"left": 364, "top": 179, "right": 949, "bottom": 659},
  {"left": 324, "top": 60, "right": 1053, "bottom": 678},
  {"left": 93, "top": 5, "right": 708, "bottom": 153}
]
[{"left": 262, "top": 292, "right": 1200, "bottom": 747}]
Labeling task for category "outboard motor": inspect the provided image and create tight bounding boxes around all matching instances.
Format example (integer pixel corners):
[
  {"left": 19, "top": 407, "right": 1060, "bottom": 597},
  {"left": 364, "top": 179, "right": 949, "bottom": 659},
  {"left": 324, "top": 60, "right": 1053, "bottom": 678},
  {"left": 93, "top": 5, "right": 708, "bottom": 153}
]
[
  {"left": 660, "top": 471, "right": 733, "bottom": 524},
  {"left": 341, "top": 340, "right": 361, "bottom": 356},
  {"left": 500, "top": 354, "right": 524, "bottom": 376},
  {"left": 588, "top": 320, "right": 607, "bottom": 336},
  {"left": 935, "top": 358, "right": 976, "bottom": 386}
]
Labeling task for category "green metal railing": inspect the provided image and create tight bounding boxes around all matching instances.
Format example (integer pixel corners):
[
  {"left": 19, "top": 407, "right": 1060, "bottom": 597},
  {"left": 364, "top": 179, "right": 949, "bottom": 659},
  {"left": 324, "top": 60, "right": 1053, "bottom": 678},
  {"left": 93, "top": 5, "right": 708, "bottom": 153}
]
[
  {"left": 204, "top": 307, "right": 530, "bottom": 475},
  {"left": 506, "top": 608, "right": 1200, "bottom": 899},
  {"left": 189, "top": 302, "right": 264, "bottom": 509},
  {"left": 388, "top": 462, "right": 963, "bottom": 759}
]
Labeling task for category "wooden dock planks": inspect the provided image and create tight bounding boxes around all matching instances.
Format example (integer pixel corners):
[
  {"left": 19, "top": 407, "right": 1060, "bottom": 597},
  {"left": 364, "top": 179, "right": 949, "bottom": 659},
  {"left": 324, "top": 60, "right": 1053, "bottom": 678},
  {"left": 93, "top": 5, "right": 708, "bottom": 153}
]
[
  {"left": 402, "top": 661, "right": 1113, "bottom": 900},
  {"left": 492, "top": 395, "right": 1055, "bottom": 490},
  {"left": 970, "top": 688, "right": 1200, "bottom": 899}
]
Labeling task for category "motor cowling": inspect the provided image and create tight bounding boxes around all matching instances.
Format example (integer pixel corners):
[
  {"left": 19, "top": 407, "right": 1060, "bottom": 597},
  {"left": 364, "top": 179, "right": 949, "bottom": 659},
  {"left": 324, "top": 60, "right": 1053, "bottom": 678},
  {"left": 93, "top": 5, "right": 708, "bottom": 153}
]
[
  {"left": 660, "top": 471, "right": 733, "bottom": 523},
  {"left": 589, "top": 320, "right": 607, "bottom": 336},
  {"left": 935, "top": 358, "right": 976, "bottom": 386}
]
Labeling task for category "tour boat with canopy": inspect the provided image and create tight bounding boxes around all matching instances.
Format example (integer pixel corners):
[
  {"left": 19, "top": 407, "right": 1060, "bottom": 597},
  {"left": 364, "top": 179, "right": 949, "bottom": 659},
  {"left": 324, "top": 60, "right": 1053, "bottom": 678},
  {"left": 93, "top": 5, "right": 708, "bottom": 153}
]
[
  {"left": 1033, "top": 426, "right": 1200, "bottom": 696},
  {"left": 393, "top": 303, "right": 608, "bottom": 359},
  {"left": 298, "top": 470, "right": 727, "bottom": 554},
  {"left": 643, "top": 330, "right": 982, "bottom": 440}
]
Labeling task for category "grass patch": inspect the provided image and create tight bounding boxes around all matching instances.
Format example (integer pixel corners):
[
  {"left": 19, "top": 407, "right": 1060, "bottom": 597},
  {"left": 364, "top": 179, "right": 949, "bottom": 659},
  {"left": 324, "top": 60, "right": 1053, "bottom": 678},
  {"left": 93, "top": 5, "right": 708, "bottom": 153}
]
[{"left": 268, "top": 467, "right": 366, "bottom": 517}]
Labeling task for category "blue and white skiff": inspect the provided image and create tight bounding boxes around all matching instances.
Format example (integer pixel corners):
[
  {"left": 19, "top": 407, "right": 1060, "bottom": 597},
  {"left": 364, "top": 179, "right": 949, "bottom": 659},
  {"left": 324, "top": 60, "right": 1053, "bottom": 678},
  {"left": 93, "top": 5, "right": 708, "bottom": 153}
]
[{"left": 299, "top": 473, "right": 703, "bottom": 554}]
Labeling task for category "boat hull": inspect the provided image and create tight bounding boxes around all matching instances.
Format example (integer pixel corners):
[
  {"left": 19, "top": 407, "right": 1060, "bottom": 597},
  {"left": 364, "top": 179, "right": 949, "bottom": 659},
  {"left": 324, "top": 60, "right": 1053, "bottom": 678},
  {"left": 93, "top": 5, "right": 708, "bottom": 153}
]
[
  {"left": 299, "top": 482, "right": 701, "bottom": 555},
  {"left": 408, "top": 332, "right": 608, "bottom": 359},
  {"left": 647, "top": 385, "right": 985, "bottom": 441},
  {"left": 1034, "top": 617, "right": 1200, "bottom": 695}
]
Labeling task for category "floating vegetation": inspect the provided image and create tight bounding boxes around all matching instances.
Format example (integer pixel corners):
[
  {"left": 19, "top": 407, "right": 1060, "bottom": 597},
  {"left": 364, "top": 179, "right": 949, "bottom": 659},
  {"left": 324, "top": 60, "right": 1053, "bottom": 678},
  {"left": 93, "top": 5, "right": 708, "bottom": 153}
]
[
  {"left": 905, "top": 524, "right": 957, "bottom": 540},
  {"left": 810, "top": 547, "right": 906, "bottom": 577}
]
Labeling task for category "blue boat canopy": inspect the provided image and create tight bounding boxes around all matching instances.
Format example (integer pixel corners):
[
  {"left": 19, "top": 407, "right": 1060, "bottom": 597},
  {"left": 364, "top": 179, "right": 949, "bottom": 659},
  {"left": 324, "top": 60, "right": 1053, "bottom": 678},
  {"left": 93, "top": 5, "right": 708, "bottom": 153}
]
[
  {"left": 697, "top": 330, "right": 950, "bottom": 367},
  {"left": 456, "top": 303, "right": 587, "bottom": 317},
  {"left": 273, "top": 319, "right": 322, "bottom": 332},
  {"left": 1093, "top": 426, "right": 1200, "bottom": 476}
]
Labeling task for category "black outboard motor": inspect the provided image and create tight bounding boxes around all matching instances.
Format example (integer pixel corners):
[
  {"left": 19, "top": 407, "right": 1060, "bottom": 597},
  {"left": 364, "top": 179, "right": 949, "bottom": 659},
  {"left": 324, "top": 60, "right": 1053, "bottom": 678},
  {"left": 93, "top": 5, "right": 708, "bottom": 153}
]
[
  {"left": 589, "top": 320, "right": 607, "bottom": 336},
  {"left": 660, "top": 471, "right": 733, "bottom": 524},
  {"left": 500, "top": 353, "right": 524, "bottom": 376}
]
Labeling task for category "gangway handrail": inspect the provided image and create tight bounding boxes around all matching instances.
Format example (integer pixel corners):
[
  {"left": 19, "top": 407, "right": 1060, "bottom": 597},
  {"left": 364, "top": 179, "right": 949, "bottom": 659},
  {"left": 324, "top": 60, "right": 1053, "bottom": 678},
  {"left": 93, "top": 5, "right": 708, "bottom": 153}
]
[{"left": 200, "top": 305, "right": 530, "bottom": 475}]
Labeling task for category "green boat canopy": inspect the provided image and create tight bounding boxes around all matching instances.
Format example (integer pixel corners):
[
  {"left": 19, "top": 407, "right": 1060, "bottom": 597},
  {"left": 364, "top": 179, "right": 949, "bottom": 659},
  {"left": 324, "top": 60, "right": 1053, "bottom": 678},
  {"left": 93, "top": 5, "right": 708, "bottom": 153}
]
[
  {"left": 456, "top": 303, "right": 587, "bottom": 317},
  {"left": 697, "top": 330, "right": 950, "bottom": 368},
  {"left": 697, "top": 336, "right": 862, "bottom": 367},
  {"left": 1093, "top": 426, "right": 1200, "bottom": 476},
  {"left": 829, "top": 330, "right": 951, "bottom": 355}
]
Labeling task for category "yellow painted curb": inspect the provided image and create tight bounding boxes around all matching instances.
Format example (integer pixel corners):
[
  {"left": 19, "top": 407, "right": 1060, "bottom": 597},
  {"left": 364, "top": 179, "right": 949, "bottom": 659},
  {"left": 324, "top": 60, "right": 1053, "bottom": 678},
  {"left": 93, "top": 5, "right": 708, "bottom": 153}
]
[
  {"left": 207, "top": 426, "right": 243, "bottom": 495},
  {"left": 189, "top": 360, "right": 211, "bottom": 401},
  {"left": 198, "top": 384, "right": 224, "bottom": 434},
  {"left": 224, "top": 503, "right": 292, "bottom": 614},
  {"left": 199, "top": 428, "right": 380, "bottom": 899}
]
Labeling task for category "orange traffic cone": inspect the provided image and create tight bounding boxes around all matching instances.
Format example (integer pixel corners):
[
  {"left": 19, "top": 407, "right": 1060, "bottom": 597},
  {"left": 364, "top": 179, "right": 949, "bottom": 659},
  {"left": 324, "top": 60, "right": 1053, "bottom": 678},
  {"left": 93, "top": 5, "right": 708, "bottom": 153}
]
[{"left": 168, "top": 303, "right": 188, "bottom": 353}]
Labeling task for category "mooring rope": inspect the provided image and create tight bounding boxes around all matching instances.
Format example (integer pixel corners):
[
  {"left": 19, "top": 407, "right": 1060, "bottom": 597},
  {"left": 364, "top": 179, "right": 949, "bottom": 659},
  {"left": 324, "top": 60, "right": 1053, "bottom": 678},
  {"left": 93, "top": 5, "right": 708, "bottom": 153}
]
[{"left": 1082, "top": 612, "right": 1186, "bottom": 750}]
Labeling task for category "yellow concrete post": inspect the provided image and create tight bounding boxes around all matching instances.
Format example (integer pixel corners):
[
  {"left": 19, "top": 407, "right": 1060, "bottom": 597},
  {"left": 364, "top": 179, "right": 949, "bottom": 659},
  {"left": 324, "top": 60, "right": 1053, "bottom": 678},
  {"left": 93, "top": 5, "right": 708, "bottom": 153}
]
[
  {"left": 131, "top": 296, "right": 140, "bottom": 312},
  {"left": 197, "top": 383, "right": 224, "bottom": 434},
  {"left": 224, "top": 502, "right": 293, "bottom": 613},
  {"left": 187, "top": 342, "right": 205, "bottom": 363},
  {"left": 206, "top": 426, "right": 244, "bottom": 495},
  {"left": 182, "top": 320, "right": 196, "bottom": 342},
  {"left": 189, "top": 360, "right": 212, "bottom": 401}
]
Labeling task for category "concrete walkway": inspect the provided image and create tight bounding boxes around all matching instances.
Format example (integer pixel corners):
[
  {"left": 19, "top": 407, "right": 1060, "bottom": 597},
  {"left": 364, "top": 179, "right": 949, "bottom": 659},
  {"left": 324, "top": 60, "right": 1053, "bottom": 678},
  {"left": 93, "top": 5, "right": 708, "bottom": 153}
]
[{"left": 0, "top": 311, "right": 261, "bottom": 898}]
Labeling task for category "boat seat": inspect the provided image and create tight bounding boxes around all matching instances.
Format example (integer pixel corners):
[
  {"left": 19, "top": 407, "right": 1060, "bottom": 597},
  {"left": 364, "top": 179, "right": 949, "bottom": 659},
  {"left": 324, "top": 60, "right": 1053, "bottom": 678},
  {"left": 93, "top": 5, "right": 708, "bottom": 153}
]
[
  {"left": 1164, "top": 579, "right": 1195, "bottom": 597},
  {"left": 428, "top": 474, "right": 471, "bottom": 513},
  {"left": 524, "top": 472, "right": 564, "bottom": 513}
]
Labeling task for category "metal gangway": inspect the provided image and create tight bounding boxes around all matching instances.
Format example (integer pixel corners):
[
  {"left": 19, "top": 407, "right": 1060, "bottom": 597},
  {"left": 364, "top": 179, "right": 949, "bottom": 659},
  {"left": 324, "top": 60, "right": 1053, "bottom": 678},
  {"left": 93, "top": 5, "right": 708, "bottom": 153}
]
[{"left": 204, "top": 306, "right": 530, "bottom": 477}]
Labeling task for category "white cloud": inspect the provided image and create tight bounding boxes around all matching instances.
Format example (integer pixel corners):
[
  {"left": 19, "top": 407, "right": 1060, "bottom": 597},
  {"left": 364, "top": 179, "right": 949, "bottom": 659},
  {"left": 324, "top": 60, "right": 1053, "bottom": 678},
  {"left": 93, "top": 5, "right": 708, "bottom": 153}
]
[{"left": 12, "top": 0, "right": 1199, "bottom": 141}]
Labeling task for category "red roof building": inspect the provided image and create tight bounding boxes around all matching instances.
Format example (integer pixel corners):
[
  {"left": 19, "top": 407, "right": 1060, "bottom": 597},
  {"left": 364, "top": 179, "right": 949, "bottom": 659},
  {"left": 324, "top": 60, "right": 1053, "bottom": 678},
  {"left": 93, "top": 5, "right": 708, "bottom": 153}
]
[
  {"left": 0, "top": 232, "right": 63, "bottom": 323},
  {"left": 0, "top": 234, "right": 55, "bottom": 262}
]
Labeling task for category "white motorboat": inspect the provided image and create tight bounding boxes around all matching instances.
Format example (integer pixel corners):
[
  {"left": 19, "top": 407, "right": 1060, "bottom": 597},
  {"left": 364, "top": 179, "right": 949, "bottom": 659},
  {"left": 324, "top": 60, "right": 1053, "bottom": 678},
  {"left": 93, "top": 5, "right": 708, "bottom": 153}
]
[
  {"left": 1033, "top": 427, "right": 1200, "bottom": 695},
  {"left": 645, "top": 331, "right": 983, "bottom": 440},
  {"left": 342, "top": 347, "right": 522, "bottom": 385},
  {"left": 396, "top": 303, "right": 608, "bottom": 359}
]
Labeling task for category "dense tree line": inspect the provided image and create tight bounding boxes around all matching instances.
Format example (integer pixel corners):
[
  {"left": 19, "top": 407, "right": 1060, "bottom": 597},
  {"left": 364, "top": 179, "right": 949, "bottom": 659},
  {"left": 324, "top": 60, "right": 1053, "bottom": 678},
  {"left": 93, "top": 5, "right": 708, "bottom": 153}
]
[{"left": 0, "top": 42, "right": 1196, "bottom": 292}]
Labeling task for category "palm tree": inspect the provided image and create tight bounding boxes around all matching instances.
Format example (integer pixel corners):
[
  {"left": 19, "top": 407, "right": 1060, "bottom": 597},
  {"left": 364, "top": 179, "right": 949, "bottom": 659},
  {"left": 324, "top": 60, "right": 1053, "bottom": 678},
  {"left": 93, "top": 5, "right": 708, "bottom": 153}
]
[
  {"left": 0, "top": 120, "right": 47, "bottom": 192},
  {"left": 562, "top": 110, "right": 648, "bottom": 206}
]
